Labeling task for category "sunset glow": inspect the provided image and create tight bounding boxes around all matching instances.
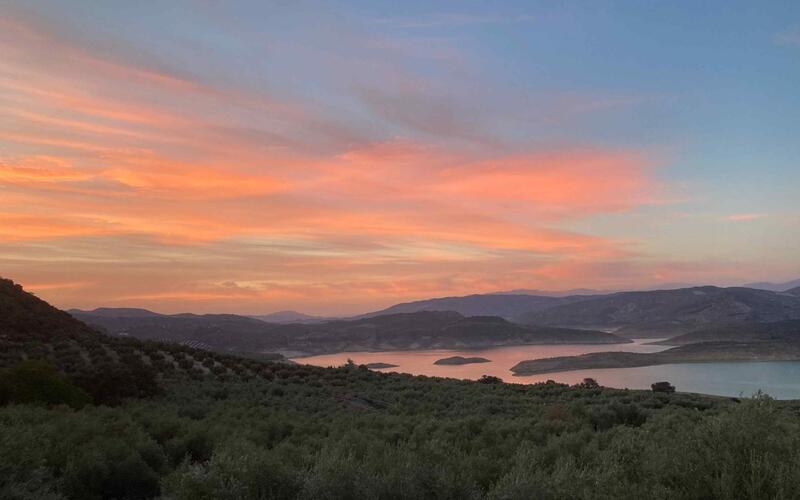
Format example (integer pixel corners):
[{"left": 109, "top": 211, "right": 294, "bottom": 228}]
[{"left": 2, "top": 2, "right": 798, "bottom": 314}]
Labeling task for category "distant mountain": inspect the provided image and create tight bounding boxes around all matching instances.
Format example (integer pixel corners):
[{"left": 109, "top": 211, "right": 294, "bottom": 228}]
[
  {"left": 360, "top": 293, "right": 593, "bottom": 320},
  {"left": 251, "top": 310, "right": 327, "bottom": 323},
  {"left": 742, "top": 279, "right": 800, "bottom": 292},
  {"left": 489, "top": 288, "right": 612, "bottom": 297},
  {"left": 70, "top": 310, "right": 289, "bottom": 353},
  {"left": 492, "top": 283, "right": 699, "bottom": 296},
  {"left": 279, "top": 313, "right": 630, "bottom": 355},
  {"left": 71, "top": 308, "right": 629, "bottom": 356},
  {"left": 656, "top": 320, "right": 800, "bottom": 346},
  {"left": 72, "top": 307, "right": 330, "bottom": 324},
  {"left": 68, "top": 307, "right": 163, "bottom": 318},
  {"left": 516, "top": 286, "right": 800, "bottom": 337},
  {"left": 787, "top": 287, "right": 800, "bottom": 297}
]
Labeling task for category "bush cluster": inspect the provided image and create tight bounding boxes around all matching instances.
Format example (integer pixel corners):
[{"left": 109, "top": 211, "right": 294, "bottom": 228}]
[{"left": 2, "top": 356, "right": 799, "bottom": 499}]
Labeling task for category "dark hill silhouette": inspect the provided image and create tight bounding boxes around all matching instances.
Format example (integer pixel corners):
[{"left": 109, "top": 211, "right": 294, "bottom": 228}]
[
  {"left": 68, "top": 307, "right": 163, "bottom": 318},
  {"left": 1, "top": 278, "right": 96, "bottom": 339}
]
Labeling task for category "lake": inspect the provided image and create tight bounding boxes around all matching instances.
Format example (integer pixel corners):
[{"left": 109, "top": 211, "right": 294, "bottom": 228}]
[{"left": 295, "top": 340, "right": 800, "bottom": 399}]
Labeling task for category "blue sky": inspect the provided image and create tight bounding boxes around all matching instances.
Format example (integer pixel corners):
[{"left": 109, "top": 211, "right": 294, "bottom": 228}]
[{"left": 1, "top": 1, "right": 798, "bottom": 313}]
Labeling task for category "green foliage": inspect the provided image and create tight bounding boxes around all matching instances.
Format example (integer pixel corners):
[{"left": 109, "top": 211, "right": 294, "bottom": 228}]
[
  {"left": 71, "top": 361, "right": 161, "bottom": 406},
  {"left": 0, "top": 405, "right": 164, "bottom": 500},
  {"left": 1, "top": 360, "right": 798, "bottom": 499},
  {"left": 0, "top": 361, "right": 90, "bottom": 409},
  {"left": 163, "top": 439, "right": 301, "bottom": 499}
]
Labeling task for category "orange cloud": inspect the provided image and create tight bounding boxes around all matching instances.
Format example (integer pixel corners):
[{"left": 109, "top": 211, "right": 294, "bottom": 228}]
[
  {"left": 0, "top": 8, "right": 687, "bottom": 313},
  {"left": 436, "top": 150, "right": 656, "bottom": 215}
]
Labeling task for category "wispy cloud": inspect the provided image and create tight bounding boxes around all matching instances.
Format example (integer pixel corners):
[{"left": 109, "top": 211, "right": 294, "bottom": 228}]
[
  {"left": 774, "top": 29, "right": 800, "bottom": 46},
  {"left": 721, "top": 213, "right": 766, "bottom": 222},
  {"left": 0, "top": 6, "right": 685, "bottom": 313},
  {"left": 371, "top": 12, "right": 536, "bottom": 29}
]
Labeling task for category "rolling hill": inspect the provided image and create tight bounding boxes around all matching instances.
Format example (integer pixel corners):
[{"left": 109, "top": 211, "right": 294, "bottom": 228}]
[
  {"left": 1, "top": 278, "right": 280, "bottom": 405},
  {"left": 360, "top": 293, "right": 593, "bottom": 319},
  {"left": 282, "top": 313, "right": 630, "bottom": 355},
  {"left": 70, "top": 309, "right": 291, "bottom": 352},
  {"left": 72, "top": 307, "right": 630, "bottom": 356},
  {"left": 516, "top": 286, "right": 800, "bottom": 337}
]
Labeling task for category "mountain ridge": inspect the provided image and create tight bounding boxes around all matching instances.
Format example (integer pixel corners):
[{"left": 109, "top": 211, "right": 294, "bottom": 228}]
[
  {"left": 516, "top": 286, "right": 800, "bottom": 337},
  {"left": 358, "top": 293, "right": 594, "bottom": 320}
]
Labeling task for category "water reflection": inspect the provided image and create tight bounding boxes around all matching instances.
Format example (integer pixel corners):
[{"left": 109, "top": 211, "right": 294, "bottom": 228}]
[{"left": 295, "top": 340, "right": 800, "bottom": 399}]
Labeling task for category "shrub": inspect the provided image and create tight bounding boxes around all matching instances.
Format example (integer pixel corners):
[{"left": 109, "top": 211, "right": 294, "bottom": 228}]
[
  {"left": 651, "top": 381, "right": 676, "bottom": 394},
  {"left": 478, "top": 375, "right": 503, "bottom": 384},
  {"left": 580, "top": 378, "right": 600, "bottom": 389},
  {"left": 0, "top": 361, "right": 90, "bottom": 409},
  {"left": 163, "top": 439, "right": 300, "bottom": 500}
]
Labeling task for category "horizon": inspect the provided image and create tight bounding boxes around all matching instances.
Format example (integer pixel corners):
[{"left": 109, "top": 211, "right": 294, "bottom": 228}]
[
  {"left": 52, "top": 278, "right": 800, "bottom": 317},
  {"left": 3, "top": 1, "right": 799, "bottom": 315}
]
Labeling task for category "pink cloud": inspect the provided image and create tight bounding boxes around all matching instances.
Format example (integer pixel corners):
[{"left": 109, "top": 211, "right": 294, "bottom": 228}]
[
  {"left": 0, "top": 8, "right": 692, "bottom": 313},
  {"left": 722, "top": 213, "right": 765, "bottom": 222}
]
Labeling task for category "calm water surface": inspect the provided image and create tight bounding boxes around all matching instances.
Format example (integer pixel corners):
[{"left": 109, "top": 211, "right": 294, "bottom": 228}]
[{"left": 296, "top": 340, "right": 800, "bottom": 399}]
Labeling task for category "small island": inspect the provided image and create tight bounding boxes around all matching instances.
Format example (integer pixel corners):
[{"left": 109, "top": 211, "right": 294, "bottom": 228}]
[
  {"left": 364, "top": 362, "right": 399, "bottom": 369},
  {"left": 434, "top": 356, "right": 491, "bottom": 365}
]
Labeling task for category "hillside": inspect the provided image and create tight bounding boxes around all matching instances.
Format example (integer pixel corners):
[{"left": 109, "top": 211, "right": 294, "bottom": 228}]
[
  {"left": 656, "top": 320, "right": 800, "bottom": 346},
  {"left": 72, "top": 309, "right": 630, "bottom": 356},
  {"left": 360, "top": 293, "right": 592, "bottom": 319},
  {"left": 4, "top": 278, "right": 800, "bottom": 499},
  {"left": 516, "top": 286, "right": 800, "bottom": 337},
  {"left": 1, "top": 278, "right": 97, "bottom": 339},
  {"left": 1, "top": 279, "right": 284, "bottom": 406},
  {"left": 511, "top": 340, "right": 800, "bottom": 376}
]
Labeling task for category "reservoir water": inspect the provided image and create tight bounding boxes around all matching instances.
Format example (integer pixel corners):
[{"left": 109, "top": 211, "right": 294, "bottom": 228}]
[{"left": 296, "top": 340, "right": 800, "bottom": 399}]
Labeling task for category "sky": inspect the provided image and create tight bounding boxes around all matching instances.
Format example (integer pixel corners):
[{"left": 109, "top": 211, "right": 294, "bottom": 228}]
[{"left": 1, "top": 1, "right": 799, "bottom": 315}]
